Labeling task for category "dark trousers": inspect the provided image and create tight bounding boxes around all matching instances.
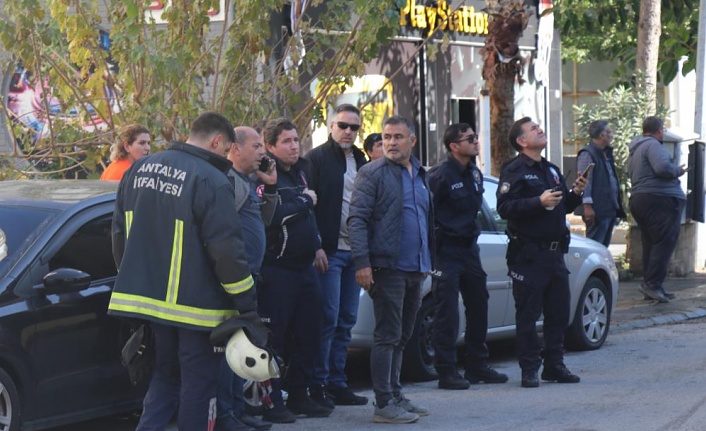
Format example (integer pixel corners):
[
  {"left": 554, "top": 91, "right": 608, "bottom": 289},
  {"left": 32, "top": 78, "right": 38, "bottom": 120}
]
[
  {"left": 137, "top": 322, "right": 219, "bottom": 431},
  {"left": 585, "top": 217, "right": 617, "bottom": 247},
  {"left": 508, "top": 250, "right": 570, "bottom": 372},
  {"left": 370, "top": 268, "right": 423, "bottom": 407},
  {"left": 630, "top": 194, "right": 685, "bottom": 290},
  {"left": 258, "top": 264, "right": 322, "bottom": 404},
  {"left": 432, "top": 243, "right": 489, "bottom": 371}
]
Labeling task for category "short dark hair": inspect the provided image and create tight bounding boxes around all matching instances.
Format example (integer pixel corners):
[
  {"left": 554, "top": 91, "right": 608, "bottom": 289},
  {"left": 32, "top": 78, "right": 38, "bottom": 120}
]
[
  {"left": 508, "top": 117, "right": 532, "bottom": 152},
  {"left": 333, "top": 103, "right": 361, "bottom": 117},
  {"left": 363, "top": 133, "right": 382, "bottom": 154},
  {"left": 588, "top": 120, "right": 609, "bottom": 139},
  {"left": 642, "top": 116, "right": 664, "bottom": 134},
  {"left": 263, "top": 118, "right": 297, "bottom": 146},
  {"left": 442, "top": 123, "right": 472, "bottom": 152},
  {"left": 190, "top": 112, "right": 235, "bottom": 143},
  {"left": 383, "top": 116, "right": 416, "bottom": 137}
]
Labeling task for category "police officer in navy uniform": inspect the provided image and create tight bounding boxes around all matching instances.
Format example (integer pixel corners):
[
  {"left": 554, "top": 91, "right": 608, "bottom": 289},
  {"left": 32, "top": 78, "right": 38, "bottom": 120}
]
[
  {"left": 428, "top": 123, "right": 508, "bottom": 390},
  {"left": 497, "top": 117, "right": 587, "bottom": 388}
]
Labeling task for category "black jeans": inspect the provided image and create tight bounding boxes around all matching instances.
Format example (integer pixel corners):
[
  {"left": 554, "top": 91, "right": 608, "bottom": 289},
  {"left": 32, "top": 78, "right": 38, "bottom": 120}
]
[
  {"left": 369, "top": 268, "right": 423, "bottom": 407},
  {"left": 432, "top": 243, "right": 489, "bottom": 371},
  {"left": 630, "top": 194, "right": 685, "bottom": 290},
  {"left": 508, "top": 249, "right": 570, "bottom": 372}
]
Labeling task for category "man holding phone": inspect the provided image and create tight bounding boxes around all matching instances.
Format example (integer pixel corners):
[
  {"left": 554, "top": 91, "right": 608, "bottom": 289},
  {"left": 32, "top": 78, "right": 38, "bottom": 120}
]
[{"left": 575, "top": 120, "right": 626, "bottom": 247}]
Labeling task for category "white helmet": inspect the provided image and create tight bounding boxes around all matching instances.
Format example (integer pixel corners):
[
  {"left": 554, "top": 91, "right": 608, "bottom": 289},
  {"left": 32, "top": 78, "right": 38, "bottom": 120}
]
[{"left": 225, "top": 329, "right": 280, "bottom": 382}]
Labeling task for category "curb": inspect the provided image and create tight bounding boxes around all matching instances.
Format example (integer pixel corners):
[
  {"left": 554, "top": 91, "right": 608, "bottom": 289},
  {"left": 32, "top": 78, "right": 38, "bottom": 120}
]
[{"left": 612, "top": 307, "right": 706, "bottom": 333}]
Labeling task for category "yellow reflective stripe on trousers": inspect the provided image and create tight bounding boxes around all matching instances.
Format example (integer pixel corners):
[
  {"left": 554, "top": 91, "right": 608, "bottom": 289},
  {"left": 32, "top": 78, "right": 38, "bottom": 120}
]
[
  {"left": 222, "top": 275, "right": 254, "bottom": 295},
  {"left": 109, "top": 292, "right": 238, "bottom": 327},
  {"left": 166, "top": 220, "right": 184, "bottom": 303},
  {"left": 125, "top": 211, "right": 133, "bottom": 239}
]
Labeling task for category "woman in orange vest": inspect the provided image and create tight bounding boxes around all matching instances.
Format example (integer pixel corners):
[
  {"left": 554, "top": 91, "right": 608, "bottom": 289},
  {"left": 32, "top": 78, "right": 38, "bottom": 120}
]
[{"left": 100, "top": 124, "right": 151, "bottom": 181}]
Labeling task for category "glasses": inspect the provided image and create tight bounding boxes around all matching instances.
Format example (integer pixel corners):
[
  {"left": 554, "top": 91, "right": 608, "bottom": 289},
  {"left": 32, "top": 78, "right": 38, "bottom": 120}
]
[
  {"left": 454, "top": 134, "right": 478, "bottom": 144},
  {"left": 335, "top": 121, "right": 361, "bottom": 132}
]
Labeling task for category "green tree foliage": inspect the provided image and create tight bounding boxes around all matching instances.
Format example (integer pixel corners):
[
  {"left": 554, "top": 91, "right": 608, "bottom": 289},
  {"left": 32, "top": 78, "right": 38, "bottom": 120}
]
[
  {"left": 0, "top": 0, "right": 403, "bottom": 178},
  {"left": 553, "top": 0, "right": 698, "bottom": 85}
]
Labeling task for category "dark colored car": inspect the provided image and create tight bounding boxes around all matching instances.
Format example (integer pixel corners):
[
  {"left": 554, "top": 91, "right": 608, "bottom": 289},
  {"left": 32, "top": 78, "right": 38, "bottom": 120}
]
[{"left": 0, "top": 180, "right": 144, "bottom": 431}]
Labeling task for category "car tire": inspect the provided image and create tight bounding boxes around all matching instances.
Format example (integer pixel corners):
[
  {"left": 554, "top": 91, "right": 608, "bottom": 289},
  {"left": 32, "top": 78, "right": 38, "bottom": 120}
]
[
  {"left": 0, "top": 367, "right": 20, "bottom": 431},
  {"left": 565, "top": 276, "right": 611, "bottom": 351},
  {"left": 401, "top": 297, "right": 438, "bottom": 382}
]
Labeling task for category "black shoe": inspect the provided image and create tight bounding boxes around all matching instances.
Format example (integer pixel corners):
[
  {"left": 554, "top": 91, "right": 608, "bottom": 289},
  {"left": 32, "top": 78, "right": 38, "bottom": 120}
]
[
  {"left": 465, "top": 364, "right": 509, "bottom": 384},
  {"left": 326, "top": 385, "right": 369, "bottom": 405},
  {"left": 309, "top": 384, "right": 336, "bottom": 409},
  {"left": 521, "top": 369, "right": 539, "bottom": 388},
  {"left": 262, "top": 404, "right": 296, "bottom": 424},
  {"left": 638, "top": 283, "right": 669, "bottom": 303},
  {"left": 437, "top": 369, "right": 470, "bottom": 390},
  {"left": 239, "top": 414, "right": 272, "bottom": 431},
  {"left": 286, "top": 389, "right": 333, "bottom": 418},
  {"left": 541, "top": 364, "right": 581, "bottom": 383},
  {"left": 215, "top": 415, "right": 255, "bottom": 431}
]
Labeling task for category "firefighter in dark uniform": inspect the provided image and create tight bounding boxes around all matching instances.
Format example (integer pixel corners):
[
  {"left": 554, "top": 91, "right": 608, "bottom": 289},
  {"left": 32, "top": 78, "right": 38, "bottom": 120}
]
[
  {"left": 428, "top": 123, "right": 509, "bottom": 390},
  {"left": 497, "top": 117, "right": 587, "bottom": 388},
  {"left": 109, "top": 112, "right": 260, "bottom": 431}
]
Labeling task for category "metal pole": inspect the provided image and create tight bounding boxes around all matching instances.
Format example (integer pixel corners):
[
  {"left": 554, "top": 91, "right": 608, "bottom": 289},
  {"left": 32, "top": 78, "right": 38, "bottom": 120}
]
[{"left": 695, "top": 0, "right": 706, "bottom": 137}]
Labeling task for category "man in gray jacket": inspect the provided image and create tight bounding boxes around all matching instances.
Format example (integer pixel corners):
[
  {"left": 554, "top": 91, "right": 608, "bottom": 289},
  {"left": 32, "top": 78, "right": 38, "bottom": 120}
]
[
  {"left": 627, "top": 116, "right": 687, "bottom": 303},
  {"left": 348, "top": 116, "right": 433, "bottom": 424}
]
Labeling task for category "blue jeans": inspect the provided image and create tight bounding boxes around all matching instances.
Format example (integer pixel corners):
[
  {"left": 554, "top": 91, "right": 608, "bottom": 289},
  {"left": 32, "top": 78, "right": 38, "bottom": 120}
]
[
  {"left": 585, "top": 217, "right": 616, "bottom": 247},
  {"left": 312, "top": 250, "right": 361, "bottom": 388}
]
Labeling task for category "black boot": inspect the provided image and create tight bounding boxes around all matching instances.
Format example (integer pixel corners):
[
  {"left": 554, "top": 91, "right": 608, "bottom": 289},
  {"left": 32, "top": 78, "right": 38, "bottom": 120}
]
[
  {"left": 286, "top": 388, "right": 333, "bottom": 418},
  {"left": 521, "top": 369, "right": 539, "bottom": 388},
  {"left": 309, "top": 384, "right": 336, "bottom": 409},
  {"left": 437, "top": 368, "right": 470, "bottom": 390},
  {"left": 465, "top": 363, "right": 509, "bottom": 384},
  {"left": 262, "top": 402, "right": 296, "bottom": 424},
  {"left": 541, "top": 363, "right": 580, "bottom": 383}
]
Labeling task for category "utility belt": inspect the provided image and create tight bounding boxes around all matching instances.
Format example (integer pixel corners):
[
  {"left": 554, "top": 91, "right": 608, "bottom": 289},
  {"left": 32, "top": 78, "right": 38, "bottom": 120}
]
[{"left": 505, "top": 230, "right": 569, "bottom": 263}]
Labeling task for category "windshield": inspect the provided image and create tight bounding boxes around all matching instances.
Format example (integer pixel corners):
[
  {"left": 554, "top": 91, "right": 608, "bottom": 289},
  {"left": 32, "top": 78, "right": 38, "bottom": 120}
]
[{"left": 0, "top": 206, "right": 57, "bottom": 275}]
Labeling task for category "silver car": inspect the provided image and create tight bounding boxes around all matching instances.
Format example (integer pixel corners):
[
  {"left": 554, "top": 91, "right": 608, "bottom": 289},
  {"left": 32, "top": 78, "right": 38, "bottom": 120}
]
[{"left": 350, "top": 177, "right": 620, "bottom": 381}]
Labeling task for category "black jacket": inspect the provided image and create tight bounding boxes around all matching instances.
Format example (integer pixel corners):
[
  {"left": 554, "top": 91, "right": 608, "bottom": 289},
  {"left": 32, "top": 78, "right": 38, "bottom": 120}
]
[
  {"left": 109, "top": 142, "right": 255, "bottom": 330},
  {"left": 263, "top": 155, "right": 321, "bottom": 270},
  {"left": 305, "top": 136, "right": 367, "bottom": 254}
]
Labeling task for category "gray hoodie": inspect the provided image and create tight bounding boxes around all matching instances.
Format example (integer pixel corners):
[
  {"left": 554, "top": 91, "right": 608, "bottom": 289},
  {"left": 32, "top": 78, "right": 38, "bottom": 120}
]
[{"left": 627, "top": 135, "right": 685, "bottom": 199}]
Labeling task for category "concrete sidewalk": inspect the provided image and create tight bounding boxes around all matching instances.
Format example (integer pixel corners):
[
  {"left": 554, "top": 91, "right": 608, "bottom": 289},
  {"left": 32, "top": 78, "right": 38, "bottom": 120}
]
[{"left": 612, "top": 272, "right": 706, "bottom": 332}]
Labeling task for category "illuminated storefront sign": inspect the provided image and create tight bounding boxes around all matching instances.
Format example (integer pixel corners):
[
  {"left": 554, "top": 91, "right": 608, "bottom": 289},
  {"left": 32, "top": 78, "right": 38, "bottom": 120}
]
[{"left": 399, "top": 0, "right": 488, "bottom": 37}]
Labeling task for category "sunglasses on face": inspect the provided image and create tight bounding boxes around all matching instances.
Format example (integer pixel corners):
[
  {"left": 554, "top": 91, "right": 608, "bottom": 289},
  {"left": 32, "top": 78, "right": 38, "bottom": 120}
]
[
  {"left": 454, "top": 134, "right": 478, "bottom": 144},
  {"left": 335, "top": 121, "right": 361, "bottom": 132}
]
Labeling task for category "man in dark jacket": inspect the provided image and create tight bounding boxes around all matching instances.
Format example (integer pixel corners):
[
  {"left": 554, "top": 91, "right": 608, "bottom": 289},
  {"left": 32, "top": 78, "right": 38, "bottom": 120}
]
[
  {"left": 627, "top": 116, "right": 686, "bottom": 303},
  {"left": 305, "top": 104, "right": 369, "bottom": 408},
  {"left": 349, "top": 116, "right": 433, "bottom": 424},
  {"left": 109, "top": 112, "right": 258, "bottom": 431},
  {"left": 575, "top": 120, "right": 626, "bottom": 246},
  {"left": 258, "top": 118, "right": 331, "bottom": 423}
]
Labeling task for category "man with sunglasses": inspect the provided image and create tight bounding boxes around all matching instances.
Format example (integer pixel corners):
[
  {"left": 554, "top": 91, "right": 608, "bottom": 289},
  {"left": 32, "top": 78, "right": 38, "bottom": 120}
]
[
  {"left": 305, "top": 104, "right": 369, "bottom": 408},
  {"left": 428, "top": 123, "right": 508, "bottom": 390}
]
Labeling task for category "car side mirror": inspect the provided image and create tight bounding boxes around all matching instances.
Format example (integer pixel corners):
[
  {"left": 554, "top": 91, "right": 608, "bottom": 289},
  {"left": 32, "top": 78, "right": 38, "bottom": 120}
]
[{"left": 38, "top": 268, "right": 92, "bottom": 295}]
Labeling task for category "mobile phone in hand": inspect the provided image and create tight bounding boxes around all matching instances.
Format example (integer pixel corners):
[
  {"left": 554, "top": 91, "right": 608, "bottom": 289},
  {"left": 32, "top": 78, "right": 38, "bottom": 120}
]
[
  {"left": 580, "top": 163, "right": 596, "bottom": 179},
  {"left": 259, "top": 157, "right": 275, "bottom": 173}
]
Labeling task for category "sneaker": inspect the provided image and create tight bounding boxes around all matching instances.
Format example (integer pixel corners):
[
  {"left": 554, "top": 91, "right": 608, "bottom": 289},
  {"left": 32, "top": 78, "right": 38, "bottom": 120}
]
[
  {"left": 394, "top": 395, "right": 429, "bottom": 417},
  {"left": 214, "top": 415, "right": 255, "bottom": 431},
  {"left": 541, "top": 363, "right": 581, "bottom": 383},
  {"left": 286, "top": 389, "right": 333, "bottom": 418},
  {"left": 373, "top": 403, "right": 420, "bottom": 424},
  {"left": 465, "top": 364, "right": 509, "bottom": 384},
  {"left": 326, "top": 385, "right": 369, "bottom": 405},
  {"left": 638, "top": 283, "right": 669, "bottom": 303},
  {"left": 309, "top": 384, "right": 336, "bottom": 409},
  {"left": 238, "top": 414, "right": 273, "bottom": 431},
  {"left": 437, "top": 369, "right": 470, "bottom": 390},
  {"left": 262, "top": 404, "right": 296, "bottom": 424},
  {"left": 521, "top": 369, "right": 539, "bottom": 388}
]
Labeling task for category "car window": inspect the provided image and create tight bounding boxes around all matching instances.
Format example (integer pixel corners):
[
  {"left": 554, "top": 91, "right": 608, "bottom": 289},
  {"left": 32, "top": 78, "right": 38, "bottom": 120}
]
[
  {"left": 49, "top": 216, "right": 117, "bottom": 280},
  {"left": 0, "top": 206, "right": 56, "bottom": 276},
  {"left": 482, "top": 180, "right": 507, "bottom": 233}
]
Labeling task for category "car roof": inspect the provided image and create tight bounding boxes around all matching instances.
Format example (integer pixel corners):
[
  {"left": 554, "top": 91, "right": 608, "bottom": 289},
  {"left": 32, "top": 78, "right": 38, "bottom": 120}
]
[{"left": 0, "top": 180, "right": 118, "bottom": 210}]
